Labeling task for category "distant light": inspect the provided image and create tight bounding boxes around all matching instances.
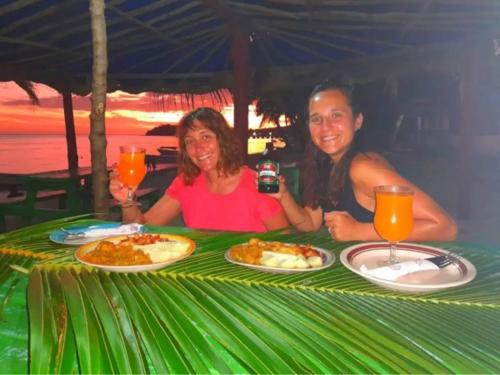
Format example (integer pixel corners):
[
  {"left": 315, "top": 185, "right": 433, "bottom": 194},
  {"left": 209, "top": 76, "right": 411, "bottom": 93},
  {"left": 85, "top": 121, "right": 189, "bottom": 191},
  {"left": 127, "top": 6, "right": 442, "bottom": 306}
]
[{"left": 494, "top": 38, "right": 500, "bottom": 56}]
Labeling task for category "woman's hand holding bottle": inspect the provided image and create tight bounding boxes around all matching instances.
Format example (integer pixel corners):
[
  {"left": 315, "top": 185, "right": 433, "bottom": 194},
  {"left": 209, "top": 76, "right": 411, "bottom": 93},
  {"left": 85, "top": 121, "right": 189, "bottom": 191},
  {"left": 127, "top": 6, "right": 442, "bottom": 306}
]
[{"left": 260, "top": 175, "right": 289, "bottom": 201}]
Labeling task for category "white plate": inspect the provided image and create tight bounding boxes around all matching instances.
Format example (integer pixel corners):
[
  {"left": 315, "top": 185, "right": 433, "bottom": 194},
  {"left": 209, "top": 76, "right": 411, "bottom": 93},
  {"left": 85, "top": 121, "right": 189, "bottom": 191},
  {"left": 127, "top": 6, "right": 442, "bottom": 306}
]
[
  {"left": 340, "top": 242, "right": 476, "bottom": 293},
  {"left": 75, "top": 234, "right": 196, "bottom": 272},
  {"left": 225, "top": 243, "right": 335, "bottom": 274},
  {"left": 50, "top": 223, "right": 145, "bottom": 245}
]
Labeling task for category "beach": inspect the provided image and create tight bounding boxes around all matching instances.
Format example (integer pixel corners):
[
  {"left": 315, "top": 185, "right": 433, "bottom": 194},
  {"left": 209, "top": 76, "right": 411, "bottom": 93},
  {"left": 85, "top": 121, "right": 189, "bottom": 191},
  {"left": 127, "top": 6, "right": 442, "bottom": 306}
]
[{"left": 0, "top": 134, "right": 178, "bottom": 174}]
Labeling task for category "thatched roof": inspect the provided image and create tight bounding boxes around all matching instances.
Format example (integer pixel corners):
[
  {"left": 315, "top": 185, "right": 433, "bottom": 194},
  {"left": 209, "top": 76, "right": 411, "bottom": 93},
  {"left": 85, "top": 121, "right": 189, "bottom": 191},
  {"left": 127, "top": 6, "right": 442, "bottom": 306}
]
[{"left": 0, "top": 0, "right": 499, "bottom": 95}]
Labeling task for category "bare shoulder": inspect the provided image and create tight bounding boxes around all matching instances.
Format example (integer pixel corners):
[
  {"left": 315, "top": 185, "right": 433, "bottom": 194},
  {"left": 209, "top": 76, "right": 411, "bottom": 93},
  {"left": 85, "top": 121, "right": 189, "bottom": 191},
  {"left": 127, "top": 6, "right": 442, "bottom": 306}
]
[
  {"left": 349, "top": 151, "right": 412, "bottom": 197},
  {"left": 349, "top": 152, "right": 394, "bottom": 178}
]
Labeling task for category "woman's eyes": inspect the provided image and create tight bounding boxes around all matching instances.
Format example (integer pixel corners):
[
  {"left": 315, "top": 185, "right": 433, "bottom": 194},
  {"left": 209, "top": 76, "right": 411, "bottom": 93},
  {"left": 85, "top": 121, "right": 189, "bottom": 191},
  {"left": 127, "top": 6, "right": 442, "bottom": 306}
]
[
  {"left": 310, "top": 112, "right": 343, "bottom": 125},
  {"left": 310, "top": 116, "right": 322, "bottom": 125},
  {"left": 185, "top": 134, "right": 214, "bottom": 146},
  {"left": 202, "top": 134, "right": 213, "bottom": 141}
]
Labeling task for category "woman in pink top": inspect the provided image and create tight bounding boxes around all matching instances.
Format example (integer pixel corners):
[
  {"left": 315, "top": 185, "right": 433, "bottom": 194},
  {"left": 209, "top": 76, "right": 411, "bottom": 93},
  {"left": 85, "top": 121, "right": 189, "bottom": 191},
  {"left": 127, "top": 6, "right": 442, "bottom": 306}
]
[{"left": 110, "top": 107, "right": 289, "bottom": 232}]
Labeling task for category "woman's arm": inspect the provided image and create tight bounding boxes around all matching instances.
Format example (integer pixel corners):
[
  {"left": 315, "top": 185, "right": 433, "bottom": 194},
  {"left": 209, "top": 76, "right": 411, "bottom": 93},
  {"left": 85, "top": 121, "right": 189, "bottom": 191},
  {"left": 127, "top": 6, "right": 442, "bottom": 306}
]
[
  {"left": 349, "top": 153, "right": 458, "bottom": 242},
  {"left": 110, "top": 169, "right": 182, "bottom": 226},
  {"left": 143, "top": 194, "right": 182, "bottom": 226},
  {"left": 274, "top": 178, "right": 324, "bottom": 232},
  {"left": 262, "top": 210, "right": 290, "bottom": 231},
  {"left": 119, "top": 194, "right": 182, "bottom": 226}
]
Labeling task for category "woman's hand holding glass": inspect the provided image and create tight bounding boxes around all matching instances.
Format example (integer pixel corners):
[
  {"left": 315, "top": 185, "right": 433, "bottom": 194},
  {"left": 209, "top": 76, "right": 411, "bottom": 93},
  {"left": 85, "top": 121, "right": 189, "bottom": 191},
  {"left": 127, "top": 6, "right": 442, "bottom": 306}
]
[
  {"left": 111, "top": 146, "right": 146, "bottom": 206},
  {"left": 374, "top": 185, "right": 414, "bottom": 265},
  {"left": 109, "top": 168, "right": 133, "bottom": 203}
]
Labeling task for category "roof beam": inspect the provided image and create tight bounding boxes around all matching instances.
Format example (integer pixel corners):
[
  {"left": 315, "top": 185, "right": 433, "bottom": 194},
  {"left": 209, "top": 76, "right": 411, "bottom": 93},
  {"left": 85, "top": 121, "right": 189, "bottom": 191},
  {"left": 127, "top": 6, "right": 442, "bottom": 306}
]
[
  {"left": 259, "top": 24, "right": 366, "bottom": 58},
  {"left": 119, "top": 30, "right": 223, "bottom": 73},
  {"left": 0, "top": 36, "right": 85, "bottom": 58},
  {"left": 163, "top": 34, "right": 229, "bottom": 74},
  {"left": 262, "top": 22, "right": 409, "bottom": 49},
  {"left": 230, "top": 1, "right": 500, "bottom": 25},
  {"left": 400, "top": 0, "right": 434, "bottom": 38},
  {"left": 265, "top": 0, "right": 500, "bottom": 5},
  {"left": 0, "top": 0, "right": 39, "bottom": 16},
  {"left": 107, "top": 4, "right": 183, "bottom": 47},
  {"left": 201, "top": 0, "right": 252, "bottom": 34}
]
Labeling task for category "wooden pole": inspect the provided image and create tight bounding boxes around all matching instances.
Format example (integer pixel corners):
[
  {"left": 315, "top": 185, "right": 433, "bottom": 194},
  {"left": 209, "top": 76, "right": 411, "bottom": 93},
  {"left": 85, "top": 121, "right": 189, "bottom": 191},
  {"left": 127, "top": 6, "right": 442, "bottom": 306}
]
[
  {"left": 231, "top": 30, "right": 250, "bottom": 157},
  {"left": 62, "top": 90, "right": 79, "bottom": 172},
  {"left": 89, "top": 0, "right": 109, "bottom": 218}
]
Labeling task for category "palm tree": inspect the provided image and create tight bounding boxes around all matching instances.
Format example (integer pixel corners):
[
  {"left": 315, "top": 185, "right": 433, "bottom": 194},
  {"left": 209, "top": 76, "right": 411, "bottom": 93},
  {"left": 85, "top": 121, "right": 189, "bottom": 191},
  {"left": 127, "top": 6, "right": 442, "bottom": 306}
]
[
  {"left": 254, "top": 88, "right": 310, "bottom": 152},
  {"left": 15, "top": 80, "right": 39, "bottom": 105}
]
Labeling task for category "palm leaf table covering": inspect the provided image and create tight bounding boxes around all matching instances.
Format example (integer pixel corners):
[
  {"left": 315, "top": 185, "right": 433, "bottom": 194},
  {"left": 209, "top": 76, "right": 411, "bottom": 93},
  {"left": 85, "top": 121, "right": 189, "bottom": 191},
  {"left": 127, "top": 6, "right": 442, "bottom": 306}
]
[{"left": 0, "top": 218, "right": 499, "bottom": 374}]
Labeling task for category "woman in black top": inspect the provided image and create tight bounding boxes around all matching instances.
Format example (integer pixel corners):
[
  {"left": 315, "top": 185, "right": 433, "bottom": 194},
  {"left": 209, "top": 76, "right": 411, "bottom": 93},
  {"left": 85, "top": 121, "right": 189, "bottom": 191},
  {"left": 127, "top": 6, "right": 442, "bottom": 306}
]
[{"left": 272, "top": 75, "right": 457, "bottom": 242}]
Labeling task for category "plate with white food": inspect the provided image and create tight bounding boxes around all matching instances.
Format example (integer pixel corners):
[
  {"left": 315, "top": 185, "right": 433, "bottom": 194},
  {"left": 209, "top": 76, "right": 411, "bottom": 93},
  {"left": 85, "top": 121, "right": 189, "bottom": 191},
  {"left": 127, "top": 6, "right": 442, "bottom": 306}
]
[
  {"left": 225, "top": 238, "right": 335, "bottom": 273},
  {"left": 75, "top": 233, "right": 196, "bottom": 273}
]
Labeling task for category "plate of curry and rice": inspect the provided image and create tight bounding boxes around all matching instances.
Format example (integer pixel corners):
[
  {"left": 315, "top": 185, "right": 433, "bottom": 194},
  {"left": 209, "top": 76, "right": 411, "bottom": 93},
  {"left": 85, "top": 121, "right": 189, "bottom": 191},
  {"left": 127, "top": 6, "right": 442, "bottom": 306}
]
[
  {"left": 225, "top": 238, "right": 335, "bottom": 273},
  {"left": 75, "top": 233, "right": 196, "bottom": 272}
]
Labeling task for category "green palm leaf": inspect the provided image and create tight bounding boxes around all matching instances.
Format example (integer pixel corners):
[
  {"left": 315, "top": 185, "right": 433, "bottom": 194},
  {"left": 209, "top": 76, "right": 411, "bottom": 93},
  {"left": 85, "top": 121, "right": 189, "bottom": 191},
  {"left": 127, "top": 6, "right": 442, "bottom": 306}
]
[{"left": 1, "top": 218, "right": 498, "bottom": 373}]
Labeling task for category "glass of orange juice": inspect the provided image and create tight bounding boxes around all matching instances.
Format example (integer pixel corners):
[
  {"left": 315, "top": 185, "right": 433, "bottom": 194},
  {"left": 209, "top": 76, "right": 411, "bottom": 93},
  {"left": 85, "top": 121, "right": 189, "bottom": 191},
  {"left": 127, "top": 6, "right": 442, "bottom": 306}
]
[
  {"left": 374, "top": 185, "right": 414, "bottom": 265},
  {"left": 118, "top": 146, "right": 146, "bottom": 203}
]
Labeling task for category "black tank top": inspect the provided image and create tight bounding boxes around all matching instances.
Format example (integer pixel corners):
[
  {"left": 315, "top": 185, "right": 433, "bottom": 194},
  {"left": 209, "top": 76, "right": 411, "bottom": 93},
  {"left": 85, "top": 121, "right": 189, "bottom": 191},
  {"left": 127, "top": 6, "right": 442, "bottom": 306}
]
[{"left": 319, "top": 156, "right": 374, "bottom": 223}]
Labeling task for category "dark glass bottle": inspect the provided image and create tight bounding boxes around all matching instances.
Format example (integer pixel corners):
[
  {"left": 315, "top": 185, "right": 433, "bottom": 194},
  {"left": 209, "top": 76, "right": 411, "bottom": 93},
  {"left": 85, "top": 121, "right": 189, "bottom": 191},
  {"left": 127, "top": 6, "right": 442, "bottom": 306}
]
[{"left": 258, "top": 141, "right": 280, "bottom": 193}]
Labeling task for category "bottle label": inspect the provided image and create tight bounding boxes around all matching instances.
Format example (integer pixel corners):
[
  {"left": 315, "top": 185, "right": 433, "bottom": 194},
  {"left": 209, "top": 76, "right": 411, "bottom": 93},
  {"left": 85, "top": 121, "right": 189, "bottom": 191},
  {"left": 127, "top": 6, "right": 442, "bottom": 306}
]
[{"left": 258, "top": 160, "right": 279, "bottom": 185}]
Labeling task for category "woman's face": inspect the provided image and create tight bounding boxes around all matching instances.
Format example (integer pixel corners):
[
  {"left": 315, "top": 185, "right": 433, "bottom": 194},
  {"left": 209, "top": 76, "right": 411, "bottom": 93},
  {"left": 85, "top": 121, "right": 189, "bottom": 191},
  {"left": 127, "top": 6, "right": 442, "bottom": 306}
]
[
  {"left": 308, "top": 89, "right": 363, "bottom": 162},
  {"left": 184, "top": 120, "right": 220, "bottom": 172}
]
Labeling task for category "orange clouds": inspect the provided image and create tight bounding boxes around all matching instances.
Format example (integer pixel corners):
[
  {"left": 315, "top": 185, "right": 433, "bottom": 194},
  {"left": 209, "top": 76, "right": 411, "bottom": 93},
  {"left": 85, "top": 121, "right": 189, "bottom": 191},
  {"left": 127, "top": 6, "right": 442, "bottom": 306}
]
[{"left": 0, "top": 82, "right": 268, "bottom": 135}]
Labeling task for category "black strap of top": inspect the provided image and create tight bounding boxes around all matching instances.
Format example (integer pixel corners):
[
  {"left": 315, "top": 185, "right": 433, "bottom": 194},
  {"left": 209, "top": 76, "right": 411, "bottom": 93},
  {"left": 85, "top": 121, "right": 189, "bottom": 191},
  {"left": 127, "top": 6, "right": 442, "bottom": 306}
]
[
  {"left": 319, "top": 156, "right": 374, "bottom": 223},
  {"left": 336, "top": 177, "right": 374, "bottom": 223}
]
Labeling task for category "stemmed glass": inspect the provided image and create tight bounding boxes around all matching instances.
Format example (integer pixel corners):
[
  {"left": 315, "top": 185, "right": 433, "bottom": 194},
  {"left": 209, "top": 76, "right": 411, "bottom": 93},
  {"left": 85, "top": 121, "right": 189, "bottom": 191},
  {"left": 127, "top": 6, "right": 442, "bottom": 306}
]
[
  {"left": 117, "top": 146, "right": 146, "bottom": 205},
  {"left": 374, "top": 185, "right": 414, "bottom": 265}
]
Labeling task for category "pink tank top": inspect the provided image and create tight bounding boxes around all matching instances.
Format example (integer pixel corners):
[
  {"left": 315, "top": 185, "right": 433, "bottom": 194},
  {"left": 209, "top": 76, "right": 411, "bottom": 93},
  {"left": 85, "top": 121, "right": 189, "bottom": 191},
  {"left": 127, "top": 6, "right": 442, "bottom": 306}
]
[{"left": 166, "top": 166, "right": 282, "bottom": 232}]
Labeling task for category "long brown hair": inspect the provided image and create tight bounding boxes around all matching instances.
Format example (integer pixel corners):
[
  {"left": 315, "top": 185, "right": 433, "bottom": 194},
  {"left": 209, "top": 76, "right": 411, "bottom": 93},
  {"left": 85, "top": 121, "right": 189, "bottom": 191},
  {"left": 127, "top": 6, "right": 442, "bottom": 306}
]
[
  {"left": 302, "top": 76, "right": 363, "bottom": 209},
  {"left": 177, "top": 107, "right": 243, "bottom": 185}
]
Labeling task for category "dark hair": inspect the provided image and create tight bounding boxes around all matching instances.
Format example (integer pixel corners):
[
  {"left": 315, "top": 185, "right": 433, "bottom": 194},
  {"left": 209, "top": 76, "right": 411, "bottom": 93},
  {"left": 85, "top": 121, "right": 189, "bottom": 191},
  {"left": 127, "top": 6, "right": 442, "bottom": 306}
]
[
  {"left": 302, "top": 75, "right": 363, "bottom": 209},
  {"left": 177, "top": 107, "right": 243, "bottom": 185}
]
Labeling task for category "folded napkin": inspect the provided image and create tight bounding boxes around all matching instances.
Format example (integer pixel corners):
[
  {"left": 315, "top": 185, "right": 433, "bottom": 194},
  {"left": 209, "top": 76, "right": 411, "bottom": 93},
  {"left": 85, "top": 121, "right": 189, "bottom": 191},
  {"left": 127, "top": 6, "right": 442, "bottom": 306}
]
[
  {"left": 360, "top": 259, "right": 439, "bottom": 281},
  {"left": 71, "top": 223, "right": 143, "bottom": 238}
]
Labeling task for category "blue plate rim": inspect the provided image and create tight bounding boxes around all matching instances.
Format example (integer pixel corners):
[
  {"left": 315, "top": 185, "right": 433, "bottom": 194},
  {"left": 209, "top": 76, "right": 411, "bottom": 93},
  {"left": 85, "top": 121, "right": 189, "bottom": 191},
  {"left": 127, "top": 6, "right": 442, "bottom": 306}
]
[{"left": 49, "top": 222, "right": 145, "bottom": 245}]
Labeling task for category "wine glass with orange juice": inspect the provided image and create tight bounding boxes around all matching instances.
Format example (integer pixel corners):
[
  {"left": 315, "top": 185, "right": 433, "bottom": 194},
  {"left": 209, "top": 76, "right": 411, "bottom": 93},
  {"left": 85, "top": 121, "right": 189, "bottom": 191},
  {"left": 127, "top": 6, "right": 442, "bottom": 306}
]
[
  {"left": 374, "top": 185, "right": 414, "bottom": 265},
  {"left": 118, "top": 146, "right": 146, "bottom": 204}
]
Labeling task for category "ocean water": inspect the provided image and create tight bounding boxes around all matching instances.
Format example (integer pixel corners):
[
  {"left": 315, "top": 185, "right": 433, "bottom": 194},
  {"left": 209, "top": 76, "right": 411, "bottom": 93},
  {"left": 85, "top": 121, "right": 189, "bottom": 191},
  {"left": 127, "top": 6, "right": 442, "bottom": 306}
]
[
  {"left": 0, "top": 134, "right": 267, "bottom": 174},
  {"left": 0, "top": 134, "right": 178, "bottom": 174}
]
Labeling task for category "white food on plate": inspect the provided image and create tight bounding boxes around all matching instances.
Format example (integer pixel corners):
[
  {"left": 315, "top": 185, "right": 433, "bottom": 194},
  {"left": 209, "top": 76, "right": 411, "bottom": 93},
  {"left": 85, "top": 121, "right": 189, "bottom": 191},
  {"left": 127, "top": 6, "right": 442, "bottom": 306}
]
[
  {"left": 261, "top": 252, "right": 281, "bottom": 267},
  {"left": 260, "top": 251, "right": 323, "bottom": 269},
  {"left": 307, "top": 256, "right": 323, "bottom": 268},
  {"left": 294, "top": 256, "right": 310, "bottom": 269},
  {"left": 134, "top": 241, "right": 190, "bottom": 263}
]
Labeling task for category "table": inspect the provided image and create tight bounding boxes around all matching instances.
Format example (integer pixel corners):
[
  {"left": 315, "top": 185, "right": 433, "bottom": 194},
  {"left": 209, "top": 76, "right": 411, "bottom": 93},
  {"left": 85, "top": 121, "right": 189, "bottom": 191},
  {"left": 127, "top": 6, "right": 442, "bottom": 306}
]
[
  {"left": 0, "top": 168, "right": 95, "bottom": 232},
  {"left": 0, "top": 218, "right": 499, "bottom": 374},
  {"left": 0, "top": 173, "right": 25, "bottom": 197},
  {"left": 24, "top": 167, "right": 94, "bottom": 211}
]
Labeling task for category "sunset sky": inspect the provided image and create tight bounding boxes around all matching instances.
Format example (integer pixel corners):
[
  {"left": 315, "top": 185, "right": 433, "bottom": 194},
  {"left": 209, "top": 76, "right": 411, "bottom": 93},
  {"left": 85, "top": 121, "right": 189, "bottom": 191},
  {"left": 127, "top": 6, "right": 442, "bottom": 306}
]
[{"left": 0, "top": 81, "right": 265, "bottom": 135}]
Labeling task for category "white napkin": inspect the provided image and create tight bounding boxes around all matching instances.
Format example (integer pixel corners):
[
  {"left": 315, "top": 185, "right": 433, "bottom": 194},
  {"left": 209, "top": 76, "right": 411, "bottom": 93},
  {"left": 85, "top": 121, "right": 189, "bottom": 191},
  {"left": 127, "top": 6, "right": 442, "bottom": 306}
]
[
  {"left": 79, "top": 223, "right": 143, "bottom": 238},
  {"left": 360, "top": 259, "right": 439, "bottom": 281}
]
